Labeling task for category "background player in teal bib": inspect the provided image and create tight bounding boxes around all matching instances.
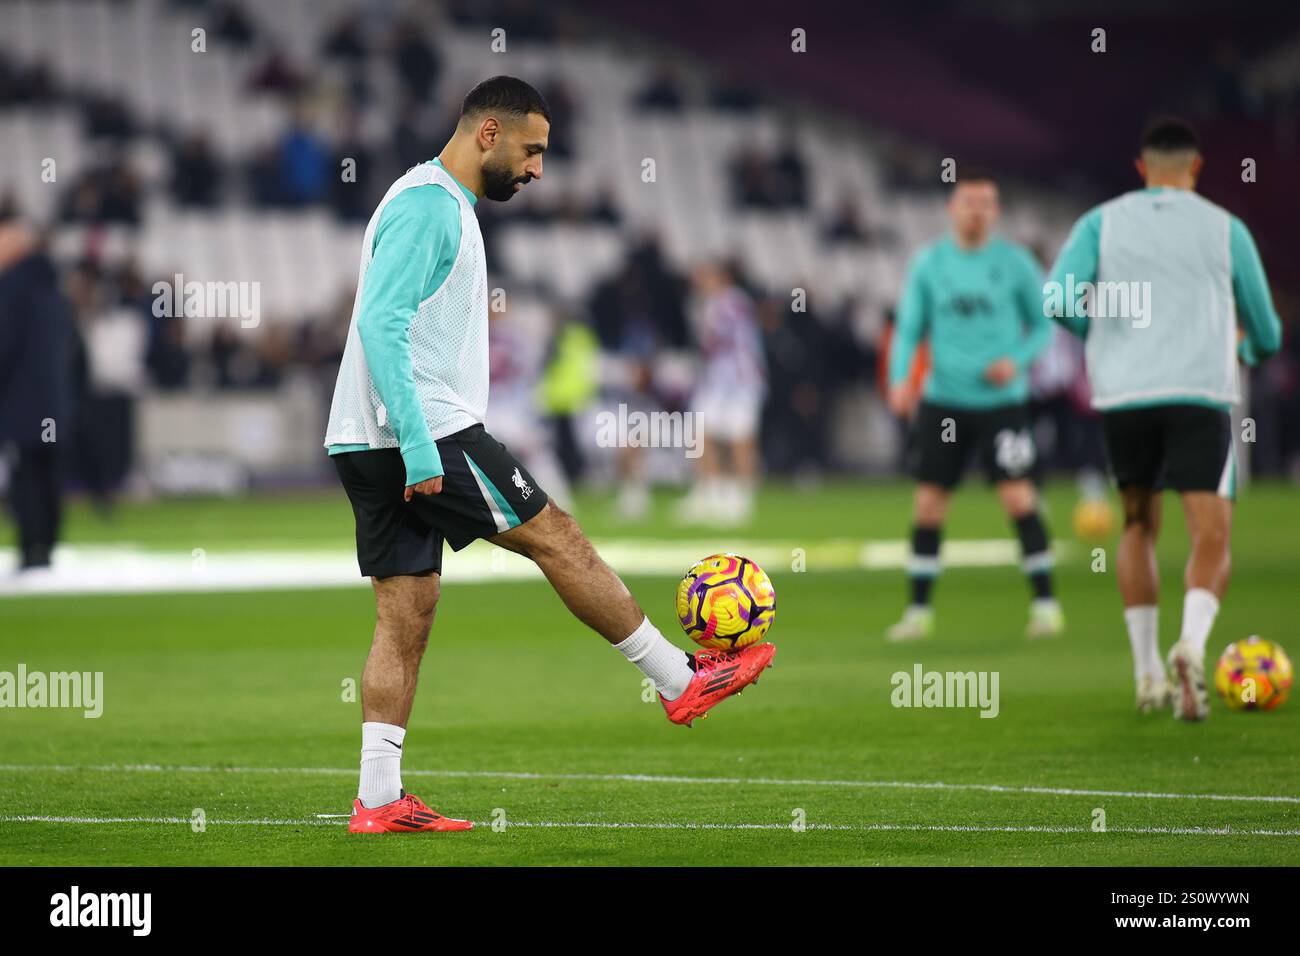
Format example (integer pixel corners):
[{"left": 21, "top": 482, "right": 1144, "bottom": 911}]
[
  {"left": 1048, "top": 118, "right": 1282, "bottom": 720},
  {"left": 886, "top": 173, "right": 1061, "bottom": 642}
]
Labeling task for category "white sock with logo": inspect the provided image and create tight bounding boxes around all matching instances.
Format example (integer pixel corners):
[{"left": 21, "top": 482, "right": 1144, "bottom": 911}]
[
  {"left": 1123, "top": 605, "right": 1162, "bottom": 681},
  {"left": 1179, "top": 588, "right": 1220, "bottom": 658},
  {"left": 614, "top": 616, "right": 694, "bottom": 701},
  {"left": 359, "top": 721, "right": 406, "bottom": 809}
]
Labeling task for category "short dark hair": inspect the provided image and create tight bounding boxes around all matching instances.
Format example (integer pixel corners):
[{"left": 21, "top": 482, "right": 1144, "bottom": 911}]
[
  {"left": 460, "top": 75, "right": 551, "bottom": 126},
  {"left": 955, "top": 166, "right": 998, "bottom": 187},
  {"left": 1141, "top": 117, "right": 1200, "bottom": 153}
]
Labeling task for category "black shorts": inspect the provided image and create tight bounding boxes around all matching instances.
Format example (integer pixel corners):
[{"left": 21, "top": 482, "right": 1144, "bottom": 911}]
[
  {"left": 1101, "top": 403, "right": 1235, "bottom": 499},
  {"left": 332, "top": 424, "right": 549, "bottom": 578},
  {"left": 909, "top": 401, "right": 1039, "bottom": 489}
]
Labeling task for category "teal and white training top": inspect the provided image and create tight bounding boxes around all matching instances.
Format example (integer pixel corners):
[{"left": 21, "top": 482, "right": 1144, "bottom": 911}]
[
  {"left": 889, "top": 234, "right": 1053, "bottom": 409},
  {"left": 324, "top": 159, "right": 488, "bottom": 485},
  {"left": 1047, "top": 187, "right": 1282, "bottom": 411}
]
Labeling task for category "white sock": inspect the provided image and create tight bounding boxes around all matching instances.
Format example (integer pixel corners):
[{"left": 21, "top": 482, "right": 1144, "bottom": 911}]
[
  {"left": 1123, "top": 605, "right": 1162, "bottom": 681},
  {"left": 614, "top": 616, "right": 694, "bottom": 701},
  {"left": 359, "top": 721, "right": 405, "bottom": 809},
  {"left": 1179, "top": 588, "right": 1220, "bottom": 658}
]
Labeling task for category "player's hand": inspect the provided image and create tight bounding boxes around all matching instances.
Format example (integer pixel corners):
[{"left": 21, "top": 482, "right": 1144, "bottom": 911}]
[
  {"left": 984, "top": 357, "right": 1017, "bottom": 386},
  {"left": 888, "top": 383, "right": 918, "bottom": 419},
  {"left": 404, "top": 476, "right": 443, "bottom": 501}
]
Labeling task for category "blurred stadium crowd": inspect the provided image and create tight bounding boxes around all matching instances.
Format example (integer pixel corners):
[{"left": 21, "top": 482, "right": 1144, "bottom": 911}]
[{"left": 1, "top": 0, "right": 1298, "bottom": 522}]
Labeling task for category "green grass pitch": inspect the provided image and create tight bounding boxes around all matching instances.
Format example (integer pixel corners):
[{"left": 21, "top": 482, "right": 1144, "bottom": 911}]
[{"left": 1, "top": 480, "right": 1297, "bottom": 866}]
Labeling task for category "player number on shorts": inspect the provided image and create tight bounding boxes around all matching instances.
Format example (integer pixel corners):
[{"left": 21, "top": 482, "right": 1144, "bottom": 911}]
[{"left": 994, "top": 429, "right": 1035, "bottom": 475}]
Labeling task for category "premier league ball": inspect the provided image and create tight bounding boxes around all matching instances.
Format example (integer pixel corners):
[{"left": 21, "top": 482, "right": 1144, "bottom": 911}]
[
  {"left": 675, "top": 553, "right": 776, "bottom": 650},
  {"left": 1214, "top": 636, "right": 1293, "bottom": 711},
  {"left": 1072, "top": 497, "right": 1115, "bottom": 541}
]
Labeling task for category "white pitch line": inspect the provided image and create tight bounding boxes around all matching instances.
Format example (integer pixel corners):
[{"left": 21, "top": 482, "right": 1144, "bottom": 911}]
[
  {"left": 496, "top": 822, "right": 1300, "bottom": 836},
  {"left": 1, "top": 763, "right": 1297, "bottom": 805},
  {"left": 0, "top": 815, "right": 335, "bottom": 826},
  {"left": 1, "top": 816, "right": 1297, "bottom": 837},
  {"left": 0, "top": 537, "right": 1065, "bottom": 597}
]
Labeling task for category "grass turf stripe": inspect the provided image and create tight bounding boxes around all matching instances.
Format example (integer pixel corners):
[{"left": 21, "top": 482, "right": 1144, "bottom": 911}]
[{"left": 2, "top": 816, "right": 1297, "bottom": 836}]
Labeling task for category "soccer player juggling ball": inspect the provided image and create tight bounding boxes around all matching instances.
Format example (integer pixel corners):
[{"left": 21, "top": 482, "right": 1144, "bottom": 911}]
[
  {"left": 1046, "top": 118, "right": 1281, "bottom": 719},
  {"left": 324, "top": 77, "right": 775, "bottom": 833},
  {"left": 886, "top": 172, "right": 1062, "bottom": 643}
]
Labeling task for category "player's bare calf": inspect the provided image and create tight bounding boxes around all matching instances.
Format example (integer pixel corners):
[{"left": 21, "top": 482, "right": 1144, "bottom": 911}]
[
  {"left": 491, "top": 500, "right": 646, "bottom": 642},
  {"left": 493, "top": 502, "right": 777, "bottom": 725}
]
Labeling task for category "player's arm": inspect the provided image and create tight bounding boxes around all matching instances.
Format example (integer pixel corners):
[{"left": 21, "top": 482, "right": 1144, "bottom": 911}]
[
  {"left": 356, "top": 186, "right": 456, "bottom": 494},
  {"left": 887, "top": 249, "right": 930, "bottom": 414},
  {"left": 1229, "top": 216, "right": 1283, "bottom": 366},
  {"left": 1045, "top": 207, "right": 1101, "bottom": 338}
]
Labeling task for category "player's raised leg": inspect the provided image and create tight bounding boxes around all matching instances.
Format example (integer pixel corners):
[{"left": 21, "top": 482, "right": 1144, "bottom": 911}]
[
  {"left": 996, "top": 478, "right": 1064, "bottom": 639},
  {"left": 1167, "top": 491, "right": 1232, "bottom": 721},
  {"left": 887, "top": 481, "right": 948, "bottom": 641},
  {"left": 1117, "top": 486, "right": 1170, "bottom": 713},
  {"left": 490, "top": 500, "right": 775, "bottom": 725},
  {"left": 350, "top": 573, "right": 473, "bottom": 832}
]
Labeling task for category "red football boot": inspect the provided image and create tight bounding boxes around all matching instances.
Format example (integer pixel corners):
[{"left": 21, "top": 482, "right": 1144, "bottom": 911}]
[
  {"left": 661, "top": 642, "right": 776, "bottom": 727},
  {"left": 348, "top": 790, "right": 473, "bottom": 833}
]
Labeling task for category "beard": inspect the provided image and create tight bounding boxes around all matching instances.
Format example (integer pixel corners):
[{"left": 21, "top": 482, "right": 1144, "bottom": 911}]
[{"left": 483, "top": 157, "right": 530, "bottom": 202}]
